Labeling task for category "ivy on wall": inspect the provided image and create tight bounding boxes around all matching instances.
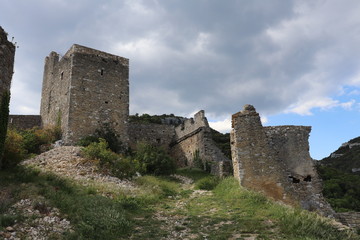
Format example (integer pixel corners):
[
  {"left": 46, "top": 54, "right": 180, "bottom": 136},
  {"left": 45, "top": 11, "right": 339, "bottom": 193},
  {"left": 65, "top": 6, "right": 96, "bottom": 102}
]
[{"left": 0, "top": 91, "right": 10, "bottom": 169}]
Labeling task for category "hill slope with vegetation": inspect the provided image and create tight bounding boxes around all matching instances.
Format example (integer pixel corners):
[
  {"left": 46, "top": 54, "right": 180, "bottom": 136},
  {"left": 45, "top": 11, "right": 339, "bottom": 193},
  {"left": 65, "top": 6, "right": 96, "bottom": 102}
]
[
  {"left": 0, "top": 127, "right": 358, "bottom": 239},
  {"left": 317, "top": 136, "right": 360, "bottom": 212}
]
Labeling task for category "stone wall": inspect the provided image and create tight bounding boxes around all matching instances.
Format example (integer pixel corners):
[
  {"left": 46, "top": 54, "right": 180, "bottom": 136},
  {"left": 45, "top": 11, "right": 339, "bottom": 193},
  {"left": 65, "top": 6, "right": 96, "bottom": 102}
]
[
  {"left": 0, "top": 26, "right": 15, "bottom": 166},
  {"left": 8, "top": 115, "right": 41, "bottom": 130},
  {"left": 40, "top": 44, "right": 129, "bottom": 146},
  {"left": 231, "top": 105, "right": 334, "bottom": 216},
  {"left": 0, "top": 26, "right": 15, "bottom": 99},
  {"left": 336, "top": 212, "right": 360, "bottom": 229},
  {"left": 171, "top": 111, "right": 232, "bottom": 177},
  {"left": 128, "top": 123, "right": 175, "bottom": 151}
]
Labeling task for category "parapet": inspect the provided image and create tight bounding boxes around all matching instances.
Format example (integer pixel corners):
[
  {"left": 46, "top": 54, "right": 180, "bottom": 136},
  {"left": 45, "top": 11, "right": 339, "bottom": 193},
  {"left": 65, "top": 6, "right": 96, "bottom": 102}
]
[
  {"left": 175, "top": 110, "right": 209, "bottom": 139},
  {"left": 63, "top": 44, "right": 129, "bottom": 66}
]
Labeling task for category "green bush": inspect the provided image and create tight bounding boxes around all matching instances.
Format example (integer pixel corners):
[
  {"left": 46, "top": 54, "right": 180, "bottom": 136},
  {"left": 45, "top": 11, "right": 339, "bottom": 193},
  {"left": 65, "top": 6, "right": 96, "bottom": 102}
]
[
  {"left": 82, "top": 138, "right": 118, "bottom": 166},
  {"left": 195, "top": 176, "right": 220, "bottom": 190},
  {"left": 82, "top": 138, "right": 138, "bottom": 179},
  {"left": 77, "top": 135, "right": 100, "bottom": 147},
  {"left": 111, "top": 156, "right": 139, "bottom": 179},
  {"left": 2, "top": 129, "right": 27, "bottom": 169},
  {"left": 135, "top": 142, "right": 176, "bottom": 175}
]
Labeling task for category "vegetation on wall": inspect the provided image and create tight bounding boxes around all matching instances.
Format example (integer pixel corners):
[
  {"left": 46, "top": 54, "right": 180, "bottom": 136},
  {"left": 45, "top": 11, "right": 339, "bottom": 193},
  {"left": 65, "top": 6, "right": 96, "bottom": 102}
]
[
  {"left": 0, "top": 91, "right": 10, "bottom": 169},
  {"left": 129, "top": 113, "right": 184, "bottom": 125}
]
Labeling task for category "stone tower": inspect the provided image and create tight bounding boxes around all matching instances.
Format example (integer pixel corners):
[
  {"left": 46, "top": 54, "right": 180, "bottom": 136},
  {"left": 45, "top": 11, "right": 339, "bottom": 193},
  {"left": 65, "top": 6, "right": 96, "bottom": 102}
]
[{"left": 40, "top": 44, "right": 129, "bottom": 146}]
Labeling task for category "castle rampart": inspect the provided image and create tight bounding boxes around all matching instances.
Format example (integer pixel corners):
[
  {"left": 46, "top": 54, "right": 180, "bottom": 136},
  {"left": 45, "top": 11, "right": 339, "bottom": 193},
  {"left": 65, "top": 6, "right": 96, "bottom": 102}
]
[
  {"left": 8, "top": 115, "right": 41, "bottom": 130},
  {"left": 231, "top": 104, "right": 334, "bottom": 216},
  {"left": 128, "top": 123, "right": 175, "bottom": 151},
  {"left": 40, "top": 44, "right": 129, "bottom": 146}
]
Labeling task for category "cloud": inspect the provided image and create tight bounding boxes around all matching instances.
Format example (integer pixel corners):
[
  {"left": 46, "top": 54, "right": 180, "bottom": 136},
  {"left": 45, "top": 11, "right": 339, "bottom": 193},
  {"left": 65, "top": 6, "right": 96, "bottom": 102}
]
[{"left": 2, "top": 0, "right": 360, "bottom": 122}]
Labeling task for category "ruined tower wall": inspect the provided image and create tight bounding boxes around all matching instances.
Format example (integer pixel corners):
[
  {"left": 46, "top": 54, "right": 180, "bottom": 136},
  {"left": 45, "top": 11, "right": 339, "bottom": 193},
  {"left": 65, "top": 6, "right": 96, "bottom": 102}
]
[
  {"left": 128, "top": 123, "right": 175, "bottom": 151},
  {"left": 264, "top": 126, "right": 315, "bottom": 177},
  {"left": 0, "top": 26, "right": 15, "bottom": 99},
  {"left": 230, "top": 105, "right": 287, "bottom": 201},
  {"left": 40, "top": 51, "right": 71, "bottom": 138},
  {"left": 171, "top": 111, "right": 231, "bottom": 177},
  {"left": 231, "top": 105, "right": 334, "bottom": 216},
  {"left": 66, "top": 45, "right": 129, "bottom": 145},
  {"left": 40, "top": 44, "right": 129, "bottom": 145}
]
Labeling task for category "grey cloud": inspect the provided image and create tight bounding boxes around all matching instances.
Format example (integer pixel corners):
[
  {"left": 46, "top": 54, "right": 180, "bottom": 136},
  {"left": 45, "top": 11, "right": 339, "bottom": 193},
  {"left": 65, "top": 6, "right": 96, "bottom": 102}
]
[{"left": 1, "top": 0, "right": 360, "bottom": 119}]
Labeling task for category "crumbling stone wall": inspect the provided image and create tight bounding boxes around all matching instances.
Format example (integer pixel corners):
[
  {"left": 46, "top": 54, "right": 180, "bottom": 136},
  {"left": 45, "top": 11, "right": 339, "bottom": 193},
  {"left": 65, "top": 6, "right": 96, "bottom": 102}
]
[
  {"left": 231, "top": 105, "right": 334, "bottom": 216},
  {"left": 128, "top": 123, "right": 175, "bottom": 151},
  {"left": 0, "top": 26, "right": 15, "bottom": 166},
  {"left": 8, "top": 115, "right": 41, "bottom": 130},
  {"left": 171, "top": 111, "right": 232, "bottom": 177},
  {"left": 40, "top": 44, "right": 129, "bottom": 146},
  {"left": 0, "top": 26, "right": 15, "bottom": 99}
]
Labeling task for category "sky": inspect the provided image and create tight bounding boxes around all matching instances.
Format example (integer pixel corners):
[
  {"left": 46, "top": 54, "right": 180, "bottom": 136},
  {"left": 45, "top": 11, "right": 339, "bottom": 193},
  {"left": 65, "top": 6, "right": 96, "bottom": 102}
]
[{"left": 1, "top": 0, "right": 360, "bottom": 160}]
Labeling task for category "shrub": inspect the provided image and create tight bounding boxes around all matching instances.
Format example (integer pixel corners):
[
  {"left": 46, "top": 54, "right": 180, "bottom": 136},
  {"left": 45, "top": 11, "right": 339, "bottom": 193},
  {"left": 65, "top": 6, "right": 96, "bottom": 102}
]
[
  {"left": 77, "top": 135, "right": 100, "bottom": 147},
  {"left": 195, "top": 176, "right": 220, "bottom": 190},
  {"left": 2, "top": 129, "right": 27, "bottom": 169},
  {"left": 111, "top": 156, "right": 139, "bottom": 179},
  {"left": 82, "top": 138, "right": 118, "bottom": 166},
  {"left": 19, "top": 126, "right": 61, "bottom": 155},
  {"left": 135, "top": 143, "right": 176, "bottom": 175},
  {"left": 95, "top": 125, "right": 124, "bottom": 153},
  {"left": 82, "top": 138, "right": 138, "bottom": 179}
]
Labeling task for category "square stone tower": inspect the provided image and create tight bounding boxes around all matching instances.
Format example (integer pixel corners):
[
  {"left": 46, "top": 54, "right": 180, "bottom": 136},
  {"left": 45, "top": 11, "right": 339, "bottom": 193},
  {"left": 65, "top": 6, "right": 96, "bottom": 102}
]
[{"left": 40, "top": 44, "right": 129, "bottom": 146}]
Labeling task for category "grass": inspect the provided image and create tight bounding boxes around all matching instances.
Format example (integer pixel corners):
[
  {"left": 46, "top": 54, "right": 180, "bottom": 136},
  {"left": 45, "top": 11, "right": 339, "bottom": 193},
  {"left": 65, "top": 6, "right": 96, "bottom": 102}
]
[{"left": 0, "top": 166, "right": 358, "bottom": 239}]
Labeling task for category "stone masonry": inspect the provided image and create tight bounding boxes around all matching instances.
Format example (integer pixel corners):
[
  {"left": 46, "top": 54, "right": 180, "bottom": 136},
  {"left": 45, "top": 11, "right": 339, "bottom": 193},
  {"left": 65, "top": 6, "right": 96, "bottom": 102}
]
[
  {"left": 0, "top": 26, "right": 15, "bottom": 165},
  {"left": 128, "top": 123, "right": 175, "bottom": 151},
  {"left": 8, "top": 115, "right": 41, "bottom": 130},
  {"left": 40, "top": 44, "right": 129, "bottom": 146},
  {"left": 231, "top": 104, "right": 334, "bottom": 216},
  {"left": 0, "top": 26, "right": 15, "bottom": 99},
  {"left": 171, "top": 111, "right": 232, "bottom": 177},
  {"left": 128, "top": 111, "right": 232, "bottom": 177}
]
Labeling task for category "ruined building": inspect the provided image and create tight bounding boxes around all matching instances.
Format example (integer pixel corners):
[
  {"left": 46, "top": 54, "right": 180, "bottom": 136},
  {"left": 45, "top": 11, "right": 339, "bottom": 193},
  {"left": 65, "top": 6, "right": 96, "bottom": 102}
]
[
  {"left": 0, "top": 26, "right": 16, "bottom": 165},
  {"left": 231, "top": 104, "right": 334, "bottom": 216},
  {"left": 129, "top": 110, "right": 232, "bottom": 177},
  {"left": 0, "top": 26, "right": 15, "bottom": 100},
  {"left": 40, "top": 44, "right": 129, "bottom": 146},
  {"left": 35, "top": 44, "right": 230, "bottom": 176}
]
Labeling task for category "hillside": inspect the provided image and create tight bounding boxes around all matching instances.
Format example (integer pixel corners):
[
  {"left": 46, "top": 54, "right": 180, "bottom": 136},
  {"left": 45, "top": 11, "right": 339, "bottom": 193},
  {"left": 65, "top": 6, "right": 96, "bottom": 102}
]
[
  {"left": 320, "top": 136, "right": 360, "bottom": 174},
  {"left": 0, "top": 147, "right": 357, "bottom": 239},
  {"left": 317, "top": 136, "right": 360, "bottom": 212}
]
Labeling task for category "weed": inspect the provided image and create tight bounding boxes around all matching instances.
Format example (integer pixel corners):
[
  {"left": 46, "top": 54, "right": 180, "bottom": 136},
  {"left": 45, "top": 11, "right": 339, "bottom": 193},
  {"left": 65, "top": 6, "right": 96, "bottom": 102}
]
[{"left": 195, "top": 176, "right": 220, "bottom": 190}]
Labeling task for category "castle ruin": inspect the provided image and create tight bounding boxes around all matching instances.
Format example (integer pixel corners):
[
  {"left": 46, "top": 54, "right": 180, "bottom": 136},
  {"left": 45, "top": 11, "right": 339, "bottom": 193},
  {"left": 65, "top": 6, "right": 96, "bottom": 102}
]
[
  {"left": 0, "top": 26, "right": 16, "bottom": 166},
  {"left": 231, "top": 104, "right": 334, "bottom": 216},
  {"left": 40, "top": 44, "right": 129, "bottom": 146}
]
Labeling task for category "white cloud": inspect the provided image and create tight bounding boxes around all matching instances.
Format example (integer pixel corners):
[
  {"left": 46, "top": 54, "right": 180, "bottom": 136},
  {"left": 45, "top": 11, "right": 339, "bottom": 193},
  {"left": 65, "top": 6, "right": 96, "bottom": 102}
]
[{"left": 209, "top": 118, "right": 231, "bottom": 133}]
